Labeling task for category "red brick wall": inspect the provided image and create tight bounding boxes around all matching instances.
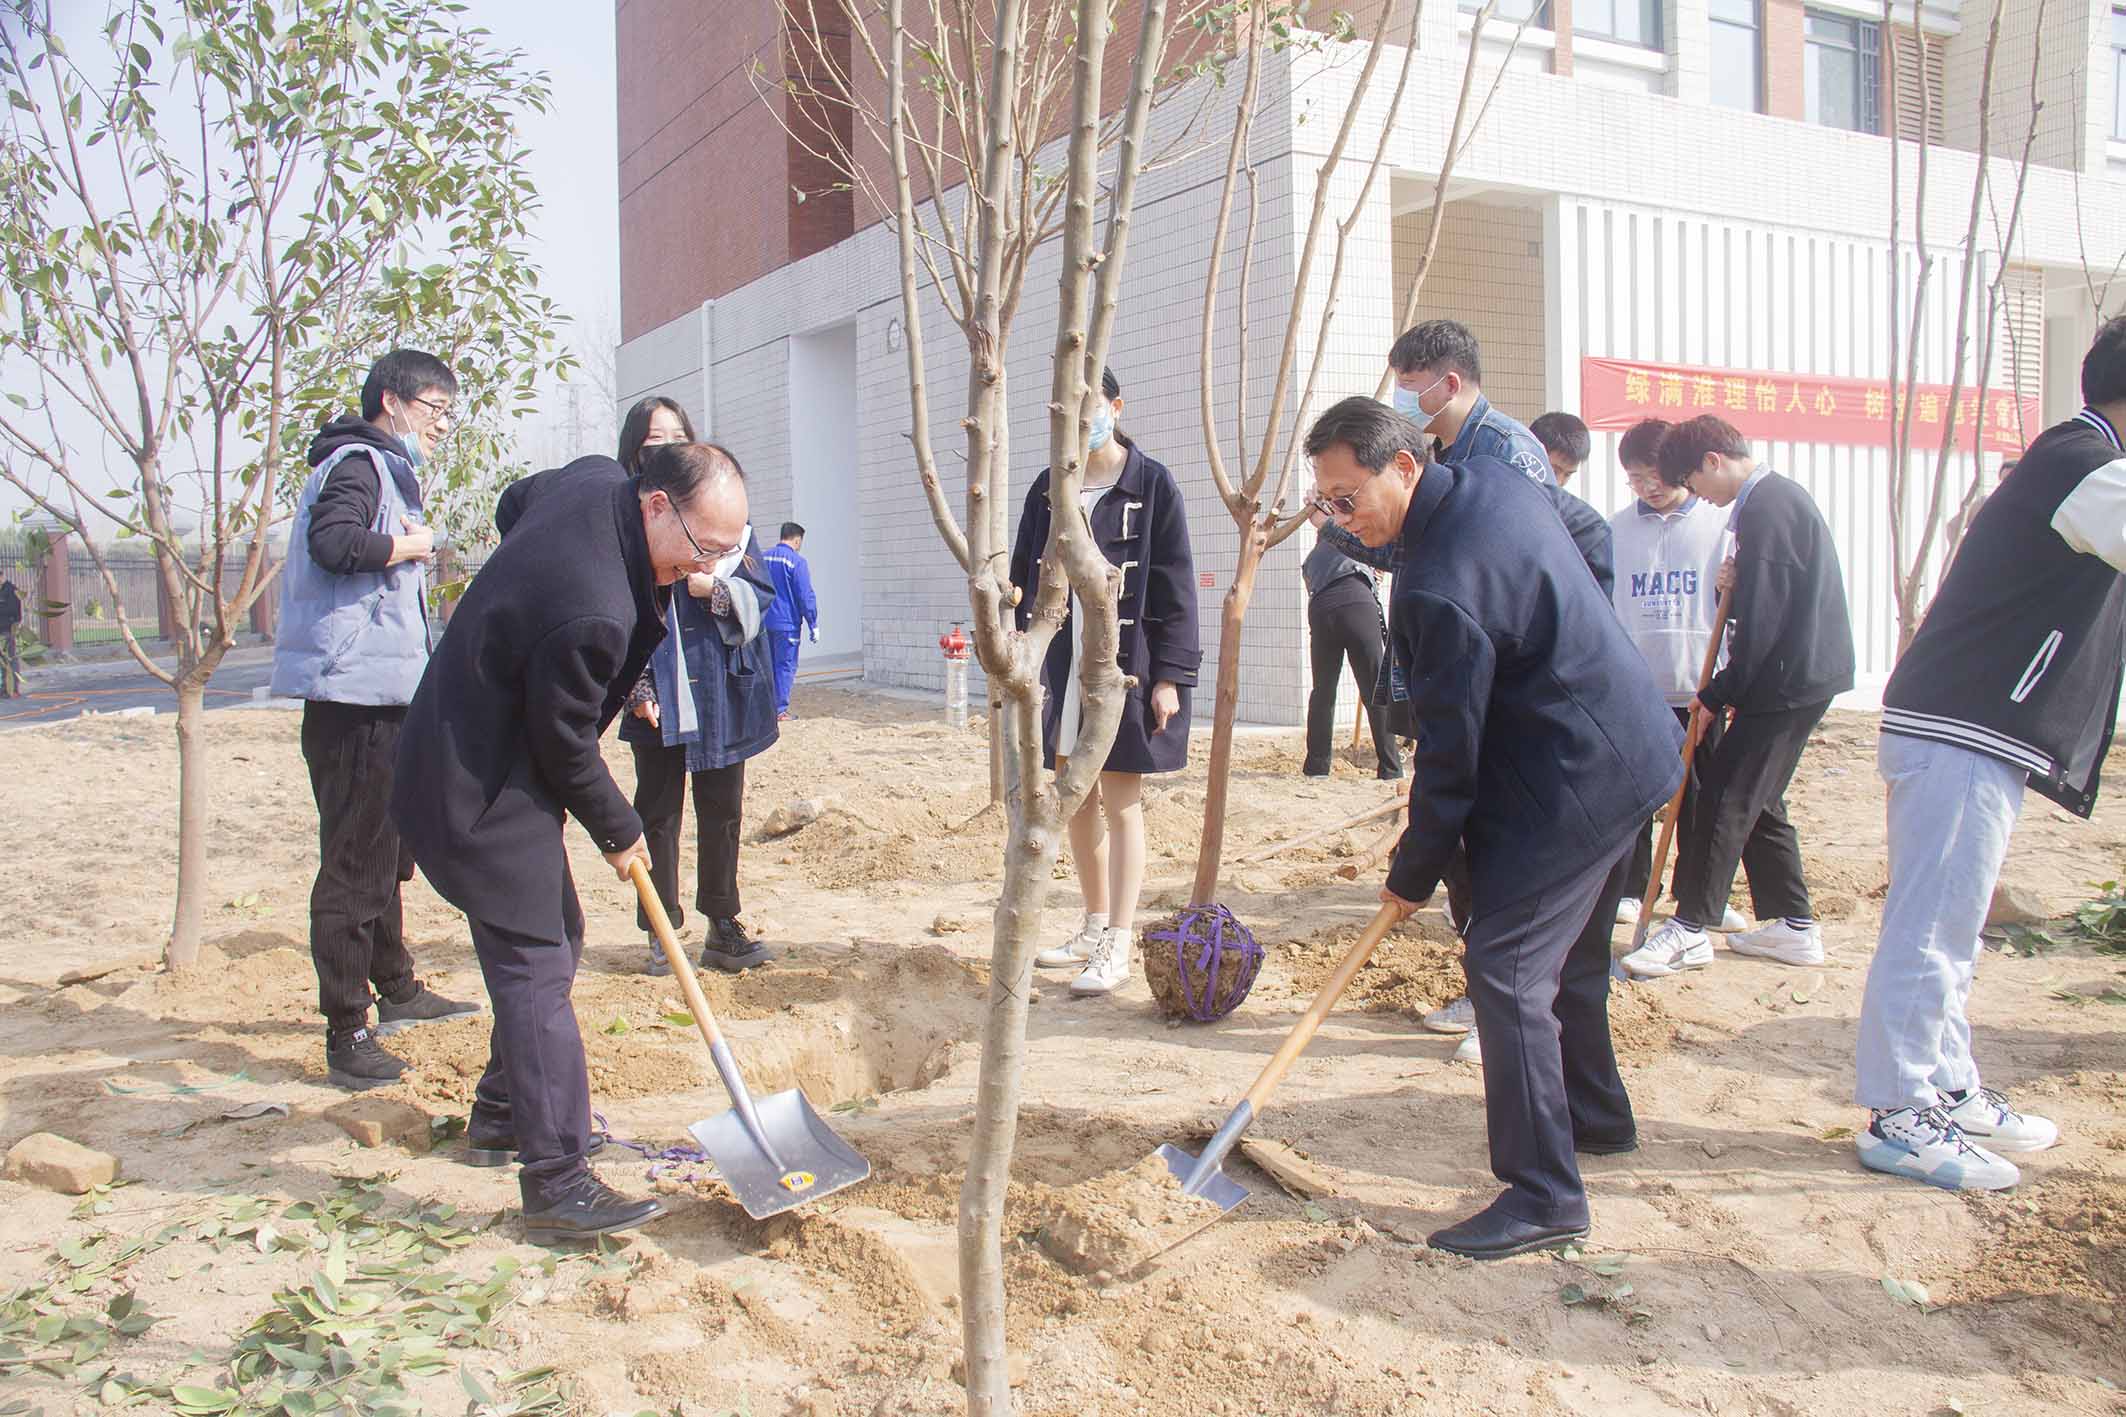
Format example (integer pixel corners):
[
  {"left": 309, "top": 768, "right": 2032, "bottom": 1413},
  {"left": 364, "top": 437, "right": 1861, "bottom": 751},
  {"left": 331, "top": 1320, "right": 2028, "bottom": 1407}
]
[{"left": 1763, "top": 0, "right": 1804, "bottom": 121}]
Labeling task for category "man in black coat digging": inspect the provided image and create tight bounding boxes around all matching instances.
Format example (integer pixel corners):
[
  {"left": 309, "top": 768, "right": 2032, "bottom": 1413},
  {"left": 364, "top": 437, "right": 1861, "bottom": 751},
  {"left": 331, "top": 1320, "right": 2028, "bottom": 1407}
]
[
  {"left": 393, "top": 442, "right": 751, "bottom": 1244},
  {"left": 1304, "top": 397, "right": 1683, "bottom": 1259}
]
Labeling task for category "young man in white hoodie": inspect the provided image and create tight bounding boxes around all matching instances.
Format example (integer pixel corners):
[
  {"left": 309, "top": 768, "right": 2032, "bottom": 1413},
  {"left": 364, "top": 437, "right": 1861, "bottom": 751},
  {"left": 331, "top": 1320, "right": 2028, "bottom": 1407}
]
[{"left": 1605, "top": 418, "right": 1738, "bottom": 931}]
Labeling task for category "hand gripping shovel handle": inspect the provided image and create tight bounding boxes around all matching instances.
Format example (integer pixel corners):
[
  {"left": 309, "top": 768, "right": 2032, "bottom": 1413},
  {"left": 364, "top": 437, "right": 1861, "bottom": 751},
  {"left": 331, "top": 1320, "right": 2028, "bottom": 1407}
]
[
  {"left": 628, "top": 860, "right": 784, "bottom": 1169},
  {"left": 1628, "top": 583, "right": 1734, "bottom": 955},
  {"left": 1181, "top": 902, "right": 1404, "bottom": 1195}
]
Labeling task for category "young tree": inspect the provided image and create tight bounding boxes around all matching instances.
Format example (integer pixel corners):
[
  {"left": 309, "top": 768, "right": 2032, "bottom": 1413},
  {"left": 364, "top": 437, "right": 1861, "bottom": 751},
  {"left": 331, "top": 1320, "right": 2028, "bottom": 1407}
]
[
  {"left": 776, "top": 0, "right": 1179, "bottom": 1405},
  {"left": 1188, "top": 0, "right": 1527, "bottom": 905},
  {"left": 1883, "top": 0, "right": 2041, "bottom": 650},
  {"left": 0, "top": 0, "right": 566, "bottom": 969}
]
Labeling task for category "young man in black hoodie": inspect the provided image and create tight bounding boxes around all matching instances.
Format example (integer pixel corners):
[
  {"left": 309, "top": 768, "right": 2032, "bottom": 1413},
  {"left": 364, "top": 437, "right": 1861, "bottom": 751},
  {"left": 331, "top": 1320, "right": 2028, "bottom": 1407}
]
[
  {"left": 269, "top": 350, "right": 481, "bottom": 1091},
  {"left": 1621, "top": 415, "right": 1855, "bottom": 981},
  {"left": 1851, "top": 319, "right": 2126, "bottom": 1192}
]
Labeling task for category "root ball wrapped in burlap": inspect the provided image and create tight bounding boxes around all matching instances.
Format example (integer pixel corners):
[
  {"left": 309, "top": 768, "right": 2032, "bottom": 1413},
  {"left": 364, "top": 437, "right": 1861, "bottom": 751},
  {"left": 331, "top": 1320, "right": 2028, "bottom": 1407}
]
[{"left": 1141, "top": 904, "right": 1263, "bottom": 1022}]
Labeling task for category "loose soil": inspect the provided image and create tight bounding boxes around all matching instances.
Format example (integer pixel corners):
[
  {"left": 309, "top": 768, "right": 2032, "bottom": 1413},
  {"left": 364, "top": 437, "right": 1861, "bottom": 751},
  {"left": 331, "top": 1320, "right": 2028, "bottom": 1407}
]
[{"left": 5, "top": 686, "right": 2126, "bottom": 1415}]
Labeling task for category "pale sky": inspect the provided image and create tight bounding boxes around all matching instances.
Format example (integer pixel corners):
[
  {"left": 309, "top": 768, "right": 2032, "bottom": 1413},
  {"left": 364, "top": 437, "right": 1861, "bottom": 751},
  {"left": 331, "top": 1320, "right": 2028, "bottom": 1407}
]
[{"left": 0, "top": 1, "right": 619, "bottom": 516}]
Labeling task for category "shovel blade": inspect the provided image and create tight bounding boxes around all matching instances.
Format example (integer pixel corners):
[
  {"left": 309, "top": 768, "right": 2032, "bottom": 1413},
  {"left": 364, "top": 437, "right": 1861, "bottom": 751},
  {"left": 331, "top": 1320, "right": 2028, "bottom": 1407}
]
[
  {"left": 1154, "top": 1142, "right": 1249, "bottom": 1214},
  {"left": 688, "top": 1088, "right": 871, "bottom": 1219}
]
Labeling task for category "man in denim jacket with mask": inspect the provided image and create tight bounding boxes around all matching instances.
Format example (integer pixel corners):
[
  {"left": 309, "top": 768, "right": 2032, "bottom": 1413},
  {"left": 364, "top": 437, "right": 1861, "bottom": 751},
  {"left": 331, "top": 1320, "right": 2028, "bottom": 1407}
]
[{"left": 1390, "top": 320, "right": 1555, "bottom": 485}]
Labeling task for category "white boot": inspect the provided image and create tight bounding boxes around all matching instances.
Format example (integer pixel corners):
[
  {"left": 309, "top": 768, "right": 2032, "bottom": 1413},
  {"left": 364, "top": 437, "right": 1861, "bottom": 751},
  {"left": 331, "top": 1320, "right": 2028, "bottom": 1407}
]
[
  {"left": 1070, "top": 927, "right": 1134, "bottom": 996},
  {"left": 1036, "top": 912, "right": 1106, "bottom": 969}
]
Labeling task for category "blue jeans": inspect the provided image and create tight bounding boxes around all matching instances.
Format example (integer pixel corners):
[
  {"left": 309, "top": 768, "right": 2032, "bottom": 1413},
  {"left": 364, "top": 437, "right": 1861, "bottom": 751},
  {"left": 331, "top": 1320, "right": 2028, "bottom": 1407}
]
[
  {"left": 1853, "top": 732, "right": 2027, "bottom": 1112},
  {"left": 768, "top": 629, "right": 801, "bottom": 715}
]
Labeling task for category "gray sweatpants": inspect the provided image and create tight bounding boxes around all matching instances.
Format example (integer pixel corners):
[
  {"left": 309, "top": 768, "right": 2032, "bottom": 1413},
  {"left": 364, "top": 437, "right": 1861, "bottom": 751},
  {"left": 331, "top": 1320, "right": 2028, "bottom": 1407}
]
[{"left": 1853, "top": 732, "right": 2027, "bottom": 1112}]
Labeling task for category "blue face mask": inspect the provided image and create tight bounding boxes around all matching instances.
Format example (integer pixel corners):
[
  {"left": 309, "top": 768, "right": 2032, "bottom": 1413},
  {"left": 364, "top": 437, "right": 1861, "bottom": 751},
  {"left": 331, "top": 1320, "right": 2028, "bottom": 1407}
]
[
  {"left": 1088, "top": 403, "right": 1115, "bottom": 454},
  {"left": 1391, "top": 372, "right": 1450, "bottom": 433},
  {"left": 393, "top": 411, "right": 426, "bottom": 468}
]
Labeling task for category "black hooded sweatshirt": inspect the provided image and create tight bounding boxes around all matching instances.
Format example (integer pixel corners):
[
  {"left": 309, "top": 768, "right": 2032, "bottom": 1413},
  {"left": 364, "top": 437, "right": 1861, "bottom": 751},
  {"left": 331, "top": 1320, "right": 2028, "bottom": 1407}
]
[{"left": 305, "top": 414, "right": 423, "bottom": 575}]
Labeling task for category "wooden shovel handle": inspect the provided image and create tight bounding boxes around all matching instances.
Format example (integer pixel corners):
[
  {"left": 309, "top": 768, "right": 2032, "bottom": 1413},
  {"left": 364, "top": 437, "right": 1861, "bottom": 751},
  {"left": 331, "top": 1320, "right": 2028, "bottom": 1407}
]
[
  {"left": 629, "top": 859, "right": 728, "bottom": 1053},
  {"left": 1241, "top": 902, "right": 1403, "bottom": 1113},
  {"left": 1629, "top": 583, "right": 1734, "bottom": 953}
]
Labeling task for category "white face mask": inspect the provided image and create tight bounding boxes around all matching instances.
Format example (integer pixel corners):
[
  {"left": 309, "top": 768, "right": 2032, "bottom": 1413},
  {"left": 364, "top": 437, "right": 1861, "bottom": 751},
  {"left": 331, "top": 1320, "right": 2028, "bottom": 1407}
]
[{"left": 1391, "top": 371, "right": 1452, "bottom": 433}]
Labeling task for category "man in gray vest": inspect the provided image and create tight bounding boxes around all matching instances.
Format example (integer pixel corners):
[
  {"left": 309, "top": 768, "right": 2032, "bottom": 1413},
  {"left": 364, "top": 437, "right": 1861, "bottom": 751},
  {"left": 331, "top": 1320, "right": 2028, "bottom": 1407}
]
[{"left": 272, "top": 349, "right": 480, "bottom": 1090}]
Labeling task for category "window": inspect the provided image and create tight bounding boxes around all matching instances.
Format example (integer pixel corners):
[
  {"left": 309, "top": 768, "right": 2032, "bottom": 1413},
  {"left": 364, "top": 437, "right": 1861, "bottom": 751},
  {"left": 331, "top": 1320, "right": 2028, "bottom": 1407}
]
[
  {"left": 2113, "top": 5, "right": 2125, "bottom": 140},
  {"left": 1805, "top": 9, "right": 1882, "bottom": 134},
  {"left": 1709, "top": 0, "right": 1762, "bottom": 112},
  {"left": 1576, "top": 0, "right": 1660, "bottom": 47},
  {"left": 1460, "top": 0, "right": 1552, "bottom": 25}
]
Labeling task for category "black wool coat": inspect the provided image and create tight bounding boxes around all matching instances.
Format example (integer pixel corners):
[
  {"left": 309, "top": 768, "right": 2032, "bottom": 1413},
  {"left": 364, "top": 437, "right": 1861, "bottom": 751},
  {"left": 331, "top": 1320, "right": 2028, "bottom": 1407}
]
[
  {"left": 1008, "top": 442, "right": 1203, "bottom": 774},
  {"left": 392, "top": 457, "right": 670, "bottom": 940},
  {"left": 1383, "top": 456, "right": 1685, "bottom": 915}
]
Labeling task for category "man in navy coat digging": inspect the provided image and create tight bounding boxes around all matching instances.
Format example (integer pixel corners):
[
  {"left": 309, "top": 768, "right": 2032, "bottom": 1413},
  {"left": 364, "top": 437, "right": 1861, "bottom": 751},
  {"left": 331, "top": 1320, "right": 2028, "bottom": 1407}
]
[
  {"left": 1304, "top": 397, "right": 1684, "bottom": 1259},
  {"left": 394, "top": 442, "right": 752, "bottom": 1245}
]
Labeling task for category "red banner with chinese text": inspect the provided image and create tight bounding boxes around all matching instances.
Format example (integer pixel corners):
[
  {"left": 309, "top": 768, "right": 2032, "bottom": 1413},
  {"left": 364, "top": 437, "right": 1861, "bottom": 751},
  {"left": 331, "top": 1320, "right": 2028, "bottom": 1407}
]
[{"left": 1579, "top": 357, "right": 2037, "bottom": 456}]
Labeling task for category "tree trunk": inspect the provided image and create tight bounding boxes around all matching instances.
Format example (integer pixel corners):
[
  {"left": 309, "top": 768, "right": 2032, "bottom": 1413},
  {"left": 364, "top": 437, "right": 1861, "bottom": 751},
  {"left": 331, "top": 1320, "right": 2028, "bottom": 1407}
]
[
  {"left": 957, "top": 693, "right": 1059, "bottom": 1414},
  {"left": 167, "top": 675, "right": 209, "bottom": 971},
  {"left": 1189, "top": 522, "right": 1266, "bottom": 905}
]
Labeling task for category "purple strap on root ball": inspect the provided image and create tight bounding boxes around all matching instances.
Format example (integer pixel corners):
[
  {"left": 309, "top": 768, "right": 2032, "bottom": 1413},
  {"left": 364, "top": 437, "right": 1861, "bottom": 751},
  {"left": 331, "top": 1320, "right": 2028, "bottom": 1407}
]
[{"left": 1146, "top": 904, "right": 1263, "bottom": 1022}]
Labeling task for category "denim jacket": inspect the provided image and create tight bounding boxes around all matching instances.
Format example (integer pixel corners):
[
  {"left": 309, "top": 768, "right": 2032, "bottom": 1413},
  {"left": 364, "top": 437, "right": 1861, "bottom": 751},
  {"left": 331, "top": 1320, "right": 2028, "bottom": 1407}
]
[{"left": 1439, "top": 393, "right": 1555, "bottom": 487}]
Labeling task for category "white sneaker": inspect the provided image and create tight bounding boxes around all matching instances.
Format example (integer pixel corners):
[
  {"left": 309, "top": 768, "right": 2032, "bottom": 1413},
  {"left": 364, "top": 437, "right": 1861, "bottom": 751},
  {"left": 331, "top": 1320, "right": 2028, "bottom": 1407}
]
[
  {"left": 1069, "top": 928, "right": 1133, "bottom": 996},
  {"left": 1857, "top": 1106, "right": 2021, "bottom": 1190},
  {"left": 1940, "top": 1087, "right": 2059, "bottom": 1153},
  {"left": 1619, "top": 919, "right": 1713, "bottom": 979},
  {"left": 1615, "top": 897, "right": 1642, "bottom": 926},
  {"left": 1037, "top": 913, "right": 1106, "bottom": 968},
  {"left": 1423, "top": 996, "right": 1475, "bottom": 1035},
  {"left": 1452, "top": 1030, "right": 1482, "bottom": 1064},
  {"left": 1718, "top": 906, "right": 1749, "bottom": 933},
  {"left": 1725, "top": 918, "right": 1825, "bottom": 966}
]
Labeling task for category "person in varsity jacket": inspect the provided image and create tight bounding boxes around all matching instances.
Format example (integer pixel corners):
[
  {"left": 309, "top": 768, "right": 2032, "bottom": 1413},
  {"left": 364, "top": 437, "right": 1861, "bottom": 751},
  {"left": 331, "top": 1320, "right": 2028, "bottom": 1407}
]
[{"left": 1852, "top": 317, "right": 2126, "bottom": 1192}]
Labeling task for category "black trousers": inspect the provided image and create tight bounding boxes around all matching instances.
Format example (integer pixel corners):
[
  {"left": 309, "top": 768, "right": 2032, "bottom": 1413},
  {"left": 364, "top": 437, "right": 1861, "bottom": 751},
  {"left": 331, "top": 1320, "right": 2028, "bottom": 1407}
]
[
  {"left": 1625, "top": 707, "right": 1726, "bottom": 904},
  {"left": 1672, "top": 700, "right": 1828, "bottom": 928},
  {"left": 469, "top": 869, "right": 590, "bottom": 1208},
  {"left": 630, "top": 738, "right": 745, "bottom": 932},
  {"left": 1461, "top": 837, "right": 1635, "bottom": 1228},
  {"left": 1305, "top": 592, "right": 1400, "bottom": 777},
  {"left": 301, "top": 700, "right": 416, "bottom": 1033}
]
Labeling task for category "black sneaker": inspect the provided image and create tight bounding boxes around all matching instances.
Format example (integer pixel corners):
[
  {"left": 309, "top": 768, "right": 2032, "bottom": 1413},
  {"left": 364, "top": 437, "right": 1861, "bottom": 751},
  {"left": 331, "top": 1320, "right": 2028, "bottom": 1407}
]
[
  {"left": 520, "top": 1173, "right": 665, "bottom": 1245},
  {"left": 699, "top": 917, "right": 774, "bottom": 973},
  {"left": 376, "top": 981, "right": 482, "bottom": 1035},
  {"left": 325, "top": 1026, "right": 406, "bottom": 1091}
]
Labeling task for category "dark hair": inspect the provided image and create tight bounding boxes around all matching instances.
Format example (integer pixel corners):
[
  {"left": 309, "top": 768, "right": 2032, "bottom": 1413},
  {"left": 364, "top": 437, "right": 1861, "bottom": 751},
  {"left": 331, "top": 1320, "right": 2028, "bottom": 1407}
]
[
  {"left": 779, "top": 522, "right": 805, "bottom": 541},
  {"left": 1093, "top": 364, "right": 1135, "bottom": 452},
  {"left": 639, "top": 441, "right": 744, "bottom": 504},
  {"left": 360, "top": 349, "right": 457, "bottom": 421},
  {"left": 1529, "top": 412, "right": 1590, "bottom": 464},
  {"left": 1387, "top": 320, "right": 1482, "bottom": 384},
  {"left": 1303, "top": 396, "right": 1430, "bottom": 472},
  {"left": 2084, "top": 316, "right": 2126, "bottom": 406},
  {"left": 618, "top": 396, "right": 698, "bottom": 473},
  {"left": 1617, "top": 417, "right": 1673, "bottom": 469},
  {"left": 1655, "top": 415, "right": 1750, "bottom": 488}
]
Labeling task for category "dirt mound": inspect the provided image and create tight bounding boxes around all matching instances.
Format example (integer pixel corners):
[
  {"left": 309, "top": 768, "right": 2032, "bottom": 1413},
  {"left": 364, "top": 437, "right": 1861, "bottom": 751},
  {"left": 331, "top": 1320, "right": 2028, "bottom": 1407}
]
[
  {"left": 780, "top": 797, "right": 1004, "bottom": 891},
  {"left": 1952, "top": 1174, "right": 2126, "bottom": 1323},
  {"left": 1037, "top": 1153, "right": 1224, "bottom": 1276},
  {"left": 1277, "top": 915, "right": 1465, "bottom": 1014}
]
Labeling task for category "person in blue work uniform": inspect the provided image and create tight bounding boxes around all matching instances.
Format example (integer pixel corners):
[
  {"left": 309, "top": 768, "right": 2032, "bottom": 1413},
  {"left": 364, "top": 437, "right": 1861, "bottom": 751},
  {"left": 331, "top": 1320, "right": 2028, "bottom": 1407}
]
[
  {"left": 612, "top": 400, "right": 781, "bottom": 977},
  {"left": 761, "top": 522, "right": 819, "bottom": 719},
  {"left": 1306, "top": 396, "right": 1681, "bottom": 1259}
]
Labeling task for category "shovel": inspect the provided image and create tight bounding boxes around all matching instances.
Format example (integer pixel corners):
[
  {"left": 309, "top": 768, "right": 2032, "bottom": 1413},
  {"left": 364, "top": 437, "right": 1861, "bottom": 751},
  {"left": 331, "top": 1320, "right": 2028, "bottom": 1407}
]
[
  {"left": 629, "top": 861, "right": 869, "bottom": 1218},
  {"left": 1156, "top": 902, "right": 1405, "bottom": 1218}
]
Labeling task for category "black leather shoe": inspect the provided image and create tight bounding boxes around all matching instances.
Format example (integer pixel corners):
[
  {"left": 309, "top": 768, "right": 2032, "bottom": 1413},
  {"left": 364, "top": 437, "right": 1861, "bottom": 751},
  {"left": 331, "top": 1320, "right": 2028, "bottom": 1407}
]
[
  {"left": 376, "top": 981, "right": 483, "bottom": 1035},
  {"left": 700, "top": 917, "right": 775, "bottom": 973},
  {"left": 1301, "top": 761, "right": 1332, "bottom": 778},
  {"left": 520, "top": 1174, "right": 665, "bottom": 1245},
  {"left": 325, "top": 1026, "right": 406, "bottom": 1091},
  {"left": 1575, "top": 1132, "right": 1638, "bottom": 1156},
  {"left": 1427, "top": 1201, "right": 1588, "bottom": 1260}
]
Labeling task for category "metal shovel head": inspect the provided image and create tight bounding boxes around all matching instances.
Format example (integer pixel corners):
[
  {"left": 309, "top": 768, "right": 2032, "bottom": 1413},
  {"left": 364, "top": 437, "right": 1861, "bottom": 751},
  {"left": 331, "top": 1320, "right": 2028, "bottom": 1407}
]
[
  {"left": 687, "top": 1088, "right": 871, "bottom": 1219},
  {"left": 1154, "top": 1142, "right": 1250, "bottom": 1215}
]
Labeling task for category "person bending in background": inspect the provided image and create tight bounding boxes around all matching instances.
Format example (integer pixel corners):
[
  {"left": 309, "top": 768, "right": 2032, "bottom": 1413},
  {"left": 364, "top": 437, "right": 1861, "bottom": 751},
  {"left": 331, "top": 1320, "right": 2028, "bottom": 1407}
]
[
  {"left": 1300, "top": 535, "right": 1400, "bottom": 780},
  {"left": 1530, "top": 411, "right": 1591, "bottom": 488},
  {"left": 614, "top": 397, "right": 780, "bottom": 977}
]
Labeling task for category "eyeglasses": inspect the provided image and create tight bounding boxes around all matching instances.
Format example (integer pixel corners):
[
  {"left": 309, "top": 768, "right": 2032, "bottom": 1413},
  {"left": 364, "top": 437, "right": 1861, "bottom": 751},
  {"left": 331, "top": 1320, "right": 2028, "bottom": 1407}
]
[
  {"left": 407, "top": 393, "right": 454, "bottom": 423},
  {"left": 1312, "top": 492, "right": 1359, "bottom": 518},
  {"left": 668, "top": 496, "right": 738, "bottom": 565}
]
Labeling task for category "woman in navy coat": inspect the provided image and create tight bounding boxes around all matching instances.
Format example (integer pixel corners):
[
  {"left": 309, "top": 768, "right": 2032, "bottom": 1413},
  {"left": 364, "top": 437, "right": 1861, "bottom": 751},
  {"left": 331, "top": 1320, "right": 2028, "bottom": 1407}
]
[
  {"left": 1008, "top": 367, "right": 1202, "bottom": 998},
  {"left": 615, "top": 398, "right": 780, "bottom": 976}
]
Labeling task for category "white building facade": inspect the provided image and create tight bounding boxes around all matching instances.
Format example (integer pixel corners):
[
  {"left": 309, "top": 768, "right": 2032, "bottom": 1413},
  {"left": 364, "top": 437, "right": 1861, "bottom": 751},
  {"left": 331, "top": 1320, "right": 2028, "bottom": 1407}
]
[{"left": 618, "top": 0, "right": 2126, "bottom": 723}]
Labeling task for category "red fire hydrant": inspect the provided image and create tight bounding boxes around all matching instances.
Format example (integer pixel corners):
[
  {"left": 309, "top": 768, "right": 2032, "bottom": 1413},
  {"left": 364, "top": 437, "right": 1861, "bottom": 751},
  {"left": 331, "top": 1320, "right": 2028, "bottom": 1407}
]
[{"left": 940, "top": 622, "right": 970, "bottom": 728}]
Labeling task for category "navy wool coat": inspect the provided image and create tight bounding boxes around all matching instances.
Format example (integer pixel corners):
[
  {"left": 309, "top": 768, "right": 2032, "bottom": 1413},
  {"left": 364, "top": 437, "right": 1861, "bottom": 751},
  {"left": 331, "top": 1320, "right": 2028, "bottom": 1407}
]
[
  {"left": 1383, "top": 456, "right": 1685, "bottom": 915},
  {"left": 1008, "top": 442, "right": 1203, "bottom": 774},
  {"left": 617, "top": 532, "right": 780, "bottom": 772},
  {"left": 393, "top": 458, "right": 668, "bottom": 940}
]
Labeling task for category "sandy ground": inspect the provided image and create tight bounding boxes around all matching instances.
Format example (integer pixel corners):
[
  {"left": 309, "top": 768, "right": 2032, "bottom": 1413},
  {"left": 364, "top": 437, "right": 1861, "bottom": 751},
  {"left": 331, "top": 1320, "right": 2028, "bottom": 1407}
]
[{"left": 3, "top": 685, "right": 2125, "bottom": 1415}]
